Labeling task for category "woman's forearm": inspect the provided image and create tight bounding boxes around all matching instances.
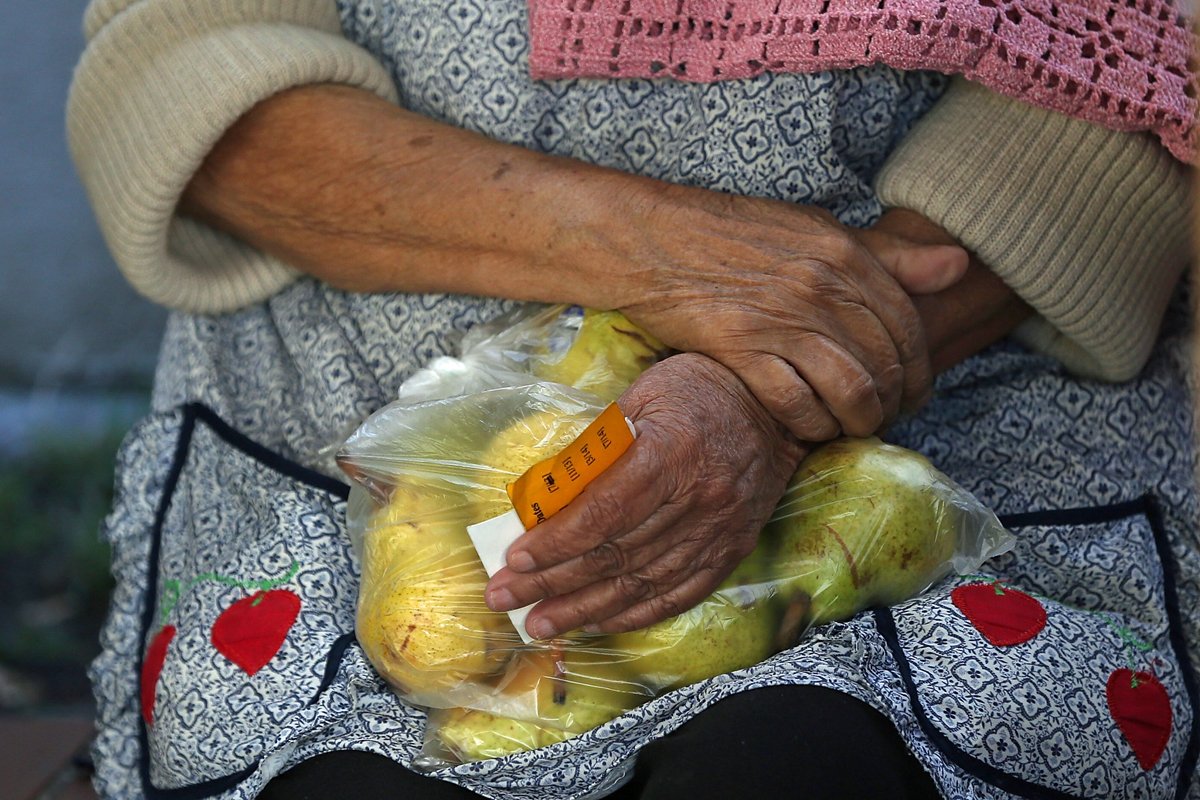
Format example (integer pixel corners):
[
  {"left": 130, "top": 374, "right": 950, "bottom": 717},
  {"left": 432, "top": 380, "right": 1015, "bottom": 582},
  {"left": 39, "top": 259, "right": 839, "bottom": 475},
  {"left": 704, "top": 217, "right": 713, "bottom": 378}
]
[
  {"left": 182, "top": 85, "right": 977, "bottom": 439},
  {"left": 181, "top": 83, "right": 651, "bottom": 308}
]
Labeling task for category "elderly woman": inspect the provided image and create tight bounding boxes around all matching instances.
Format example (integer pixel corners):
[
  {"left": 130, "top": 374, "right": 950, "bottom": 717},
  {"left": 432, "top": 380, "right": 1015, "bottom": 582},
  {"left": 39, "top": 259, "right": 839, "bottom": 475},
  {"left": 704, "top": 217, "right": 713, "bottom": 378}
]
[{"left": 69, "top": 1, "right": 1196, "bottom": 798}]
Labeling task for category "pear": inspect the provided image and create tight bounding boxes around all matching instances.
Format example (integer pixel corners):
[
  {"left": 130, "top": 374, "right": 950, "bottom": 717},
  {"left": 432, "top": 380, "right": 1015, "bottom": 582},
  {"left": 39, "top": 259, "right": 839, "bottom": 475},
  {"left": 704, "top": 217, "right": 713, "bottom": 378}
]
[
  {"left": 762, "top": 437, "right": 959, "bottom": 634},
  {"left": 356, "top": 386, "right": 612, "bottom": 702},
  {"left": 431, "top": 706, "right": 571, "bottom": 762},
  {"left": 531, "top": 308, "right": 667, "bottom": 402},
  {"left": 434, "top": 644, "right": 646, "bottom": 762},
  {"left": 493, "top": 645, "right": 646, "bottom": 731},
  {"left": 355, "top": 483, "right": 519, "bottom": 702},
  {"left": 602, "top": 550, "right": 780, "bottom": 691}
]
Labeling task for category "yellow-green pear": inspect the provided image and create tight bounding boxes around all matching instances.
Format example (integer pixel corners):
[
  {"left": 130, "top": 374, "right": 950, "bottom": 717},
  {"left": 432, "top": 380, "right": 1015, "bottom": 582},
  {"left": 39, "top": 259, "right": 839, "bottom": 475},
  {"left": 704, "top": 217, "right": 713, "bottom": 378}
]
[
  {"left": 434, "top": 645, "right": 646, "bottom": 761},
  {"left": 513, "top": 646, "right": 645, "bottom": 729},
  {"left": 603, "top": 551, "right": 780, "bottom": 692},
  {"left": 531, "top": 309, "right": 667, "bottom": 402},
  {"left": 432, "top": 706, "right": 571, "bottom": 761},
  {"left": 763, "top": 437, "right": 959, "bottom": 633},
  {"left": 356, "top": 484, "right": 518, "bottom": 702}
]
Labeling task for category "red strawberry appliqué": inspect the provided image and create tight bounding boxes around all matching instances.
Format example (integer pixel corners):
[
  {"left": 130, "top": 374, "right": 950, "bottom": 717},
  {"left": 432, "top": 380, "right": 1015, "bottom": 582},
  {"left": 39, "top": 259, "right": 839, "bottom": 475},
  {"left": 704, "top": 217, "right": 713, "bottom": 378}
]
[
  {"left": 211, "top": 589, "right": 301, "bottom": 675},
  {"left": 1107, "top": 669, "right": 1173, "bottom": 771},
  {"left": 952, "top": 582, "right": 1047, "bottom": 647},
  {"left": 141, "top": 625, "right": 176, "bottom": 725}
]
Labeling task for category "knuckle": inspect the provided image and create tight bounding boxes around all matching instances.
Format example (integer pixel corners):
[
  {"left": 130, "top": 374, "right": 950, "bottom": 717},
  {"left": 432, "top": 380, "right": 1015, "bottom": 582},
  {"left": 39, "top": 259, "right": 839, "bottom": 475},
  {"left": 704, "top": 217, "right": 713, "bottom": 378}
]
[
  {"left": 876, "top": 364, "right": 904, "bottom": 415},
  {"left": 875, "top": 362, "right": 903, "bottom": 393},
  {"left": 790, "top": 407, "right": 841, "bottom": 442},
  {"left": 892, "top": 310, "right": 924, "bottom": 359},
  {"left": 796, "top": 258, "right": 841, "bottom": 296},
  {"left": 839, "top": 387, "right": 883, "bottom": 438},
  {"left": 558, "top": 598, "right": 599, "bottom": 630},
  {"left": 808, "top": 207, "right": 840, "bottom": 228},
  {"left": 823, "top": 232, "right": 861, "bottom": 268},
  {"left": 695, "top": 470, "right": 740, "bottom": 507},
  {"left": 583, "top": 541, "right": 628, "bottom": 576},
  {"left": 527, "top": 571, "right": 557, "bottom": 600},
  {"left": 614, "top": 571, "right": 656, "bottom": 602},
  {"left": 767, "top": 376, "right": 815, "bottom": 424},
  {"left": 841, "top": 370, "right": 879, "bottom": 410},
  {"left": 648, "top": 593, "right": 684, "bottom": 622},
  {"left": 575, "top": 494, "right": 629, "bottom": 537}
]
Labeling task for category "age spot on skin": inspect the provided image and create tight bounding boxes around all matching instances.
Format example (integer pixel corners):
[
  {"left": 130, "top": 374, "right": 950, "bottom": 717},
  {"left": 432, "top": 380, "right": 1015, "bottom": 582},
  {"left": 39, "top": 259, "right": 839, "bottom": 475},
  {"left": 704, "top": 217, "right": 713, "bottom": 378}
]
[
  {"left": 409, "top": 135, "right": 434, "bottom": 147},
  {"left": 492, "top": 162, "right": 512, "bottom": 180}
]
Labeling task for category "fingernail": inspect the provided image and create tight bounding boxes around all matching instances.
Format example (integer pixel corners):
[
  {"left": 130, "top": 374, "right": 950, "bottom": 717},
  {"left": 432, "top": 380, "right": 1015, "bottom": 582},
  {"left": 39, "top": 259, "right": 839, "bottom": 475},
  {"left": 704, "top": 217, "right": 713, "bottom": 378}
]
[
  {"left": 526, "top": 618, "right": 556, "bottom": 640},
  {"left": 507, "top": 550, "right": 535, "bottom": 572},
  {"left": 487, "top": 587, "right": 517, "bottom": 612}
]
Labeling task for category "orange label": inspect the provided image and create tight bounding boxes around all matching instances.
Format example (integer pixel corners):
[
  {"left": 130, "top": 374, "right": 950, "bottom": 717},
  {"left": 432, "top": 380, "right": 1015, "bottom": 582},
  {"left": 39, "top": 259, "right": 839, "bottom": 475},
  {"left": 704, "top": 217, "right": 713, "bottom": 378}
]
[{"left": 507, "top": 403, "right": 635, "bottom": 530}]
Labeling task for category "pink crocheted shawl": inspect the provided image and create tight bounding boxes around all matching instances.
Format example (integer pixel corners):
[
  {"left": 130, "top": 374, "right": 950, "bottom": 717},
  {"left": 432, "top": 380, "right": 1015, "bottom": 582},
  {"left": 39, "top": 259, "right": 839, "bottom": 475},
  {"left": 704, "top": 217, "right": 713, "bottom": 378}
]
[{"left": 528, "top": 0, "right": 1198, "bottom": 162}]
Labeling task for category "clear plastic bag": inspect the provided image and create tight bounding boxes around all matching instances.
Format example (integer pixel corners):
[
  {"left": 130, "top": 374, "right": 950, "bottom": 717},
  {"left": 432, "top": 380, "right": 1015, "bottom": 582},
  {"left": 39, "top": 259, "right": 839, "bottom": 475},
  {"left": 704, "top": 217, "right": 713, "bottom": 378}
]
[{"left": 337, "top": 304, "right": 1014, "bottom": 764}]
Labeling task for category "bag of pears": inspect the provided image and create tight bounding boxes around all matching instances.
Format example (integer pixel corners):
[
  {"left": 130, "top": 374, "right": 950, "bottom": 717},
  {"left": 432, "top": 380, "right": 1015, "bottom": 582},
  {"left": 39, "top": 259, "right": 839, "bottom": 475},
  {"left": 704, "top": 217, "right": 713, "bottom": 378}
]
[{"left": 337, "top": 304, "right": 1013, "bottom": 766}]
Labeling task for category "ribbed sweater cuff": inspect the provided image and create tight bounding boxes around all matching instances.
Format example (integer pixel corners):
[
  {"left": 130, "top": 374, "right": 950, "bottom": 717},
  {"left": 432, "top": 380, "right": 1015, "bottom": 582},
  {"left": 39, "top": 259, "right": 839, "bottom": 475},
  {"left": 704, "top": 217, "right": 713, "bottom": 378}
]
[
  {"left": 68, "top": 1, "right": 399, "bottom": 314},
  {"left": 876, "top": 78, "right": 1191, "bottom": 382}
]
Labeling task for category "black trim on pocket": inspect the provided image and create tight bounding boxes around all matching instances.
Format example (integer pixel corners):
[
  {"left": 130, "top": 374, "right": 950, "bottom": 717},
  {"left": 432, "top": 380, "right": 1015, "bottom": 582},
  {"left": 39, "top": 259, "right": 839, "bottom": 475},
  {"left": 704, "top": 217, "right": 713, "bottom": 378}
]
[
  {"left": 875, "top": 609, "right": 1081, "bottom": 800},
  {"left": 188, "top": 403, "right": 350, "bottom": 502},
  {"left": 309, "top": 633, "right": 359, "bottom": 706},
  {"left": 876, "top": 494, "right": 1198, "bottom": 800},
  {"left": 137, "top": 403, "right": 356, "bottom": 800},
  {"left": 997, "top": 497, "right": 1148, "bottom": 529}
]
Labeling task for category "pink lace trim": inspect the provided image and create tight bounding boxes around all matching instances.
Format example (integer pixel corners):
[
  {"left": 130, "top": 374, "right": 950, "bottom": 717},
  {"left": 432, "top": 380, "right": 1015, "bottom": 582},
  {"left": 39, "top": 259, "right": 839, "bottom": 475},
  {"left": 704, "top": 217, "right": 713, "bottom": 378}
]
[{"left": 528, "top": 0, "right": 1198, "bottom": 162}]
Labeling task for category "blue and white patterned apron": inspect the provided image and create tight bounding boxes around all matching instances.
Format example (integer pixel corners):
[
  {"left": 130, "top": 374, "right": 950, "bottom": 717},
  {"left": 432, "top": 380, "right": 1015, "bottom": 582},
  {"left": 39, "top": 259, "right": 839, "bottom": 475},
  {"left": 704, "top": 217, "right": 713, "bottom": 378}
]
[{"left": 88, "top": 2, "right": 1199, "bottom": 798}]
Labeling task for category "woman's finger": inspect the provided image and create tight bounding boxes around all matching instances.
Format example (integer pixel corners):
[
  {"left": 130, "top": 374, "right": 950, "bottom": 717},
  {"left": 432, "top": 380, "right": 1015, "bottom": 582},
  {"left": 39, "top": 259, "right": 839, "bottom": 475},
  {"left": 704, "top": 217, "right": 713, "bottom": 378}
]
[
  {"left": 785, "top": 331, "right": 890, "bottom": 439},
  {"left": 811, "top": 307, "right": 905, "bottom": 427},
  {"left": 486, "top": 491, "right": 689, "bottom": 611},
  {"left": 856, "top": 227, "right": 969, "bottom": 295},
  {"left": 497, "top": 431, "right": 672, "bottom": 575},
  {"left": 522, "top": 531, "right": 733, "bottom": 639},
  {"left": 847, "top": 253, "right": 933, "bottom": 416},
  {"left": 582, "top": 564, "right": 732, "bottom": 635},
  {"left": 733, "top": 352, "right": 841, "bottom": 442}
]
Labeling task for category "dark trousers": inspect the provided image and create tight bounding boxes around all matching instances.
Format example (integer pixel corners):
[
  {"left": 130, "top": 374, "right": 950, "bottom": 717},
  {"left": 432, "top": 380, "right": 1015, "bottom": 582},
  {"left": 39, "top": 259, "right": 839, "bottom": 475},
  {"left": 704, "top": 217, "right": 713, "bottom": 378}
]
[{"left": 260, "top": 685, "right": 942, "bottom": 800}]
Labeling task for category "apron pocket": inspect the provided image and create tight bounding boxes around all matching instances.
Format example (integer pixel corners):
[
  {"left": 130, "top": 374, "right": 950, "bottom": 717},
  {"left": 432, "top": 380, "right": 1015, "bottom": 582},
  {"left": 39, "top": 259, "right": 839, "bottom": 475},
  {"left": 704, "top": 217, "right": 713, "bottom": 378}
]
[
  {"left": 877, "top": 496, "right": 1197, "bottom": 799},
  {"left": 136, "top": 403, "right": 355, "bottom": 794}
]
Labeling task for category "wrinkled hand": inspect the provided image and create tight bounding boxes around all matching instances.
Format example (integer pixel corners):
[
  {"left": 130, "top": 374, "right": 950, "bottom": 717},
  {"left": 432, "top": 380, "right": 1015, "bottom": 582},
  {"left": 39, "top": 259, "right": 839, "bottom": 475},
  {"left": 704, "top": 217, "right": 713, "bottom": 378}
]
[
  {"left": 614, "top": 186, "right": 967, "bottom": 440},
  {"left": 484, "top": 353, "right": 805, "bottom": 638}
]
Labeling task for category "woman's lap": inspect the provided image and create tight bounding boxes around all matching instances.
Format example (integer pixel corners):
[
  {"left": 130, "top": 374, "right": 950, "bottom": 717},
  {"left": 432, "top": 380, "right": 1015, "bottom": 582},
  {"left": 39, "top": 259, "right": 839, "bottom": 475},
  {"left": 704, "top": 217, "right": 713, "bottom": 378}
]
[
  {"left": 89, "top": 286, "right": 1200, "bottom": 799},
  {"left": 260, "top": 686, "right": 940, "bottom": 800}
]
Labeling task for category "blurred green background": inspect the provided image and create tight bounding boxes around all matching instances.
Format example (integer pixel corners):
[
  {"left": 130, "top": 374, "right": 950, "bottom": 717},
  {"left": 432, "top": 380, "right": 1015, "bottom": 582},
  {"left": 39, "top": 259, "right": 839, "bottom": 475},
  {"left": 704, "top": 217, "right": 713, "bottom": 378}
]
[
  {"left": 1, "top": 0, "right": 166, "bottom": 715},
  {"left": 0, "top": 422, "right": 128, "bottom": 710}
]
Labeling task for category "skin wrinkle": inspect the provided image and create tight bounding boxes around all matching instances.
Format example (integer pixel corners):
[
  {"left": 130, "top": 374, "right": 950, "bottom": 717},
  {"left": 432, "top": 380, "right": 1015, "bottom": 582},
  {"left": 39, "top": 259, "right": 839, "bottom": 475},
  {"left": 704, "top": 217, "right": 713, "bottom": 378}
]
[{"left": 553, "top": 494, "right": 694, "bottom": 603}]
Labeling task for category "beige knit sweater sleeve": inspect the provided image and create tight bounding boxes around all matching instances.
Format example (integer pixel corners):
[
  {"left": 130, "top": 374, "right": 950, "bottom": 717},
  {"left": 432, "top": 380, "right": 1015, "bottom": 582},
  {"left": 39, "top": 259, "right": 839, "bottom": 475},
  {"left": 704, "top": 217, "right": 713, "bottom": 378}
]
[
  {"left": 876, "top": 78, "right": 1191, "bottom": 382},
  {"left": 67, "top": 0, "right": 398, "bottom": 313}
]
